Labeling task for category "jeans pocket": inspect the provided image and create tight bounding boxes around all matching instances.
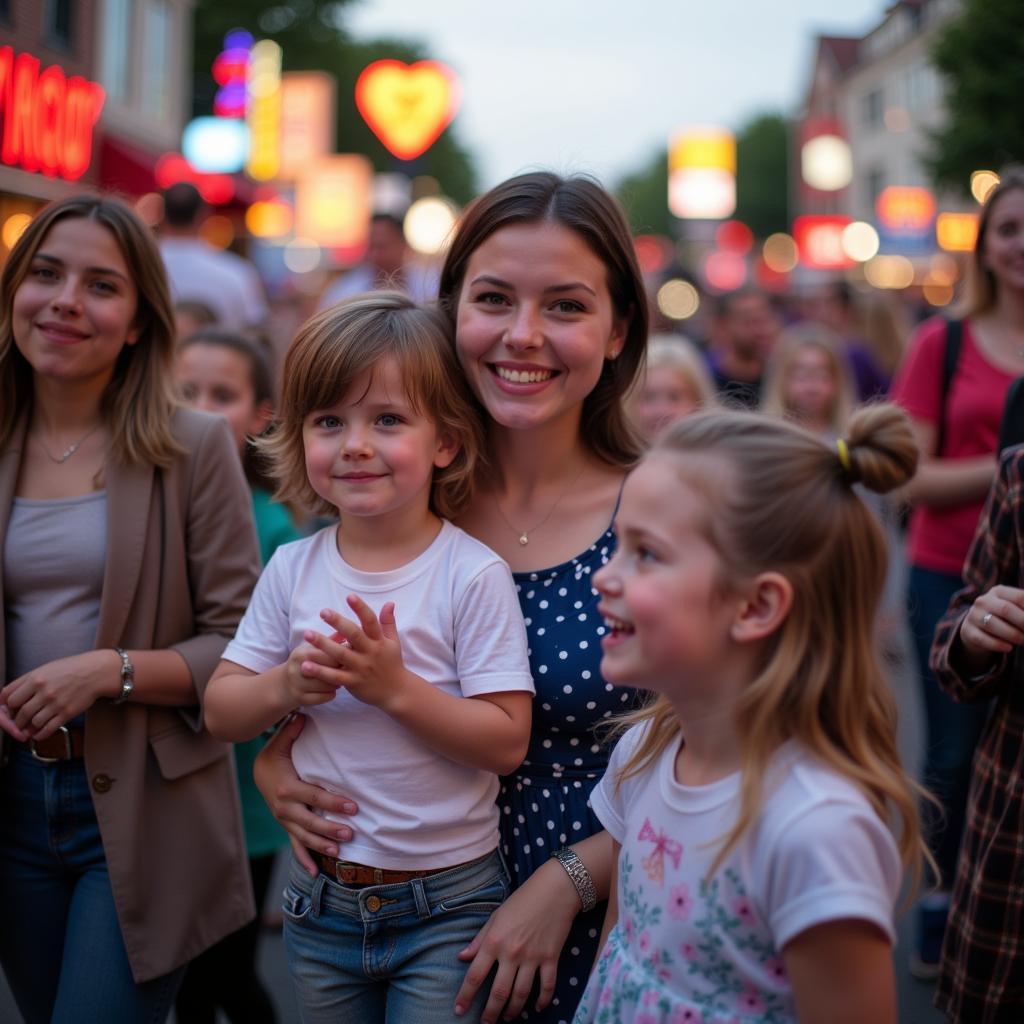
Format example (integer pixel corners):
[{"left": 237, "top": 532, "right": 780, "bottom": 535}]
[
  {"left": 282, "top": 883, "right": 312, "bottom": 924},
  {"left": 436, "top": 874, "right": 509, "bottom": 915}
]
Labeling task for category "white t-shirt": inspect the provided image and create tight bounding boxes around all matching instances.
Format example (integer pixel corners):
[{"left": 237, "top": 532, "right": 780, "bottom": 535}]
[
  {"left": 223, "top": 521, "right": 534, "bottom": 869},
  {"left": 574, "top": 725, "right": 901, "bottom": 1024},
  {"left": 160, "top": 237, "right": 269, "bottom": 329}
]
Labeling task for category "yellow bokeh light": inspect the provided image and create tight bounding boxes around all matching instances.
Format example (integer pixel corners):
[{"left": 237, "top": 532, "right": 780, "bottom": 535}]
[
  {"left": 403, "top": 196, "right": 457, "bottom": 256},
  {"left": 656, "top": 279, "right": 700, "bottom": 321},
  {"left": 199, "top": 215, "right": 234, "bottom": 250},
  {"left": 840, "top": 221, "right": 880, "bottom": 262},
  {"left": 923, "top": 281, "right": 954, "bottom": 306},
  {"left": 800, "top": 135, "right": 853, "bottom": 192},
  {"left": 936, "top": 211, "right": 979, "bottom": 252},
  {"left": 246, "top": 200, "right": 293, "bottom": 239},
  {"left": 864, "top": 255, "right": 915, "bottom": 290},
  {"left": 762, "top": 233, "right": 798, "bottom": 273},
  {"left": 2, "top": 213, "right": 32, "bottom": 250},
  {"left": 970, "top": 170, "right": 1000, "bottom": 204}
]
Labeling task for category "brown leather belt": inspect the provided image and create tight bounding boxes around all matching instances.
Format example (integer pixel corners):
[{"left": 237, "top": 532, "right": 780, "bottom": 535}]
[
  {"left": 312, "top": 851, "right": 472, "bottom": 886},
  {"left": 21, "top": 725, "right": 85, "bottom": 763}
]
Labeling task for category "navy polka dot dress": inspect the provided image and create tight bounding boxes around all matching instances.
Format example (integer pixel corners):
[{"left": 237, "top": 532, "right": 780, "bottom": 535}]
[{"left": 498, "top": 524, "right": 639, "bottom": 1023}]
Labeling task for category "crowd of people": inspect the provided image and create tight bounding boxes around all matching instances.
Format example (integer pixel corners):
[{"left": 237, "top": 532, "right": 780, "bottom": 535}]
[{"left": 0, "top": 167, "right": 1022, "bottom": 1024}]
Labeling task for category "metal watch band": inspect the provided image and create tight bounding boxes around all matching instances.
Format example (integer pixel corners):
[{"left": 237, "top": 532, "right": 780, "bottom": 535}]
[
  {"left": 552, "top": 846, "right": 598, "bottom": 913},
  {"left": 113, "top": 647, "right": 134, "bottom": 705}
]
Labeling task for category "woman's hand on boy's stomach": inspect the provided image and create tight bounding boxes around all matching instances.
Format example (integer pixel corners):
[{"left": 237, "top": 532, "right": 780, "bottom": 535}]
[{"left": 301, "top": 597, "right": 413, "bottom": 714}]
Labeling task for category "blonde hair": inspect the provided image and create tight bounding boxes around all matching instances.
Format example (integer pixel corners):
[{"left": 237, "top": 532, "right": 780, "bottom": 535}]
[
  {"left": 643, "top": 335, "right": 717, "bottom": 406},
  {"left": 962, "top": 165, "right": 1024, "bottom": 318},
  {"left": 761, "top": 323, "right": 854, "bottom": 434},
  {"left": 0, "top": 194, "right": 181, "bottom": 466},
  {"left": 611, "top": 404, "right": 929, "bottom": 884},
  {"left": 261, "top": 291, "right": 484, "bottom": 520}
]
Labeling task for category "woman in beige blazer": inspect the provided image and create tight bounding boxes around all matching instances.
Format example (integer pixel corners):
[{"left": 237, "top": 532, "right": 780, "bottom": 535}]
[{"left": 0, "top": 195, "right": 261, "bottom": 1023}]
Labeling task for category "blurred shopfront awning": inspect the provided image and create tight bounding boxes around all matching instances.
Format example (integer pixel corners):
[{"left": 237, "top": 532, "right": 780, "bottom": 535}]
[{"left": 99, "top": 134, "right": 159, "bottom": 198}]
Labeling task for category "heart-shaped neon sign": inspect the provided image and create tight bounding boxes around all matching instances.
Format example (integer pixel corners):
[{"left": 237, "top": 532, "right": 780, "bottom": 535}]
[{"left": 355, "top": 60, "right": 460, "bottom": 161}]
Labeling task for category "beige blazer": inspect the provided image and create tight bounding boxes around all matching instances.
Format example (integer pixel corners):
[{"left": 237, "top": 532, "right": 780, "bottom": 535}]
[{"left": 0, "top": 407, "right": 262, "bottom": 982}]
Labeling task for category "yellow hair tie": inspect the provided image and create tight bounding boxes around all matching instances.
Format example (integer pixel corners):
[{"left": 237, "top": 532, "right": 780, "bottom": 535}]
[{"left": 836, "top": 437, "right": 852, "bottom": 473}]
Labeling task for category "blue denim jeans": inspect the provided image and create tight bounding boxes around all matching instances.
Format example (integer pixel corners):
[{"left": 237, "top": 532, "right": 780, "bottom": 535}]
[
  {"left": 282, "top": 848, "right": 508, "bottom": 1024},
  {"left": 908, "top": 565, "right": 991, "bottom": 889},
  {"left": 0, "top": 746, "right": 184, "bottom": 1024}
]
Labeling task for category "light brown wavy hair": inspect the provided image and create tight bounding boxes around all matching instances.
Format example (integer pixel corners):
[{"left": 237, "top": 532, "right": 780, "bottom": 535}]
[
  {"left": 438, "top": 171, "right": 649, "bottom": 471},
  {"left": 0, "top": 194, "right": 181, "bottom": 466},
  {"left": 962, "top": 165, "right": 1024, "bottom": 317},
  {"left": 261, "top": 291, "right": 484, "bottom": 520},
  {"left": 611, "top": 404, "right": 933, "bottom": 886}
]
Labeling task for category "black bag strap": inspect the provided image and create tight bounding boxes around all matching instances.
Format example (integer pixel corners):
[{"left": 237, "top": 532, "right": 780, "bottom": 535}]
[
  {"left": 936, "top": 318, "right": 962, "bottom": 458},
  {"left": 998, "top": 375, "right": 1024, "bottom": 453}
]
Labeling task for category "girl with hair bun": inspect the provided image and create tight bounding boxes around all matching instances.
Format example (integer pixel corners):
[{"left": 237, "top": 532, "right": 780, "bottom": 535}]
[{"left": 576, "top": 404, "right": 926, "bottom": 1023}]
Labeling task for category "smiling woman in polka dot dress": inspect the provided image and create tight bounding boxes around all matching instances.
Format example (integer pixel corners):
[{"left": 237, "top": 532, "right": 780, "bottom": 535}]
[{"left": 253, "top": 172, "right": 650, "bottom": 1024}]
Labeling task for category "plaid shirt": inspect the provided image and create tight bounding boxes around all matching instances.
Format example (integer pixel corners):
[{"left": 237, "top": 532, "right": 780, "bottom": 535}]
[{"left": 929, "top": 446, "right": 1024, "bottom": 1021}]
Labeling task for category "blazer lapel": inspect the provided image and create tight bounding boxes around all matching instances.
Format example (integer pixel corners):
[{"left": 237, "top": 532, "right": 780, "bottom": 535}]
[
  {"left": 95, "top": 456, "right": 154, "bottom": 648},
  {"left": 0, "top": 414, "right": 28, "bottom": 679}
]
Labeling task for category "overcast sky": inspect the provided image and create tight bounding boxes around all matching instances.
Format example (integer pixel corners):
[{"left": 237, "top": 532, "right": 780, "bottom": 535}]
[{"left": 345, "top": 0, "right": 886, "bottom": 190}]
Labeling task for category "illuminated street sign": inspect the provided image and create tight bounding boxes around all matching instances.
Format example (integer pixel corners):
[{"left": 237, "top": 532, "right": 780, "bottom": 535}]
[
  {"left": 355, "top": 60, "right": 459, "bottom": 161},
  {"left": 793, "top": 215, "right": 854, "bottom": 269},
  {"left": 0, "top": 47, "right": 105, "bottom": 180}
]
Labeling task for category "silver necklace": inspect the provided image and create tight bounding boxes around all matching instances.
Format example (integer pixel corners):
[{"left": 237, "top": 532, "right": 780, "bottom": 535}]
[
  {"left": 34, "top": 424, "right": 101, "bottom": 464},
  {"left": 493, "top": 465, "right": 588, "bottom": 546}
]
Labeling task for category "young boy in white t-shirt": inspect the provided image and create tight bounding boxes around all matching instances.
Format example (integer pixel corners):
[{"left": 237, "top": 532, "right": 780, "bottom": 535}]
[{"left": 205, "top": 294, "right": 534, "bottom": 1024}]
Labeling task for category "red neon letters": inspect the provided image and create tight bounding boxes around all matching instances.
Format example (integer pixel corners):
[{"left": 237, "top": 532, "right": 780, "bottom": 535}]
[{"left": 0, "top": 47, "right": 106, "bottom": 180}]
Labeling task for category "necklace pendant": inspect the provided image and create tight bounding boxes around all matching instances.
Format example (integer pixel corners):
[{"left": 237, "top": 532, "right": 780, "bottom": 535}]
[{"left": 519, "top": 533, "right": 529, "bottom": 546}]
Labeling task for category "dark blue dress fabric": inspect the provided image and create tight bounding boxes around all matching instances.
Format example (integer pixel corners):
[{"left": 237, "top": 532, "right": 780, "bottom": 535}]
[{"left": 498, "top": 524, "right": 640, "bottom": 1022}]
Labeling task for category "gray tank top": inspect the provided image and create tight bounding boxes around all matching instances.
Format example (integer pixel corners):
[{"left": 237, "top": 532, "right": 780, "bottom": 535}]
[{"left": 3, "top": 491, "right": 107, "bottom": 683}]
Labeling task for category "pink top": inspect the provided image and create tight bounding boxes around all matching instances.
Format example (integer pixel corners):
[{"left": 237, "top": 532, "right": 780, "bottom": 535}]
[{"left": 891, "top": 317, "right": 1014, "bottom": 575}]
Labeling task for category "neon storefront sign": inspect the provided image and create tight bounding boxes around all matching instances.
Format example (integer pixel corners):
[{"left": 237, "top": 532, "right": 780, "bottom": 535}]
[{"left": 0, "top": 47, "right": 106, "bottom": 181}]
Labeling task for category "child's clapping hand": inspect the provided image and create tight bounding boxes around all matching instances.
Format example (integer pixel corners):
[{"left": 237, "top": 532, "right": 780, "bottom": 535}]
[{"left": 300, "top": 596, "right": 414, "bottom": 713}]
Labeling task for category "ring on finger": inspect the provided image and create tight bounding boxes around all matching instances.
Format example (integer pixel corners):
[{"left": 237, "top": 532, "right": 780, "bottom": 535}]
[{"left": 981, "top": 612, "right": 993, "bottom": 628}]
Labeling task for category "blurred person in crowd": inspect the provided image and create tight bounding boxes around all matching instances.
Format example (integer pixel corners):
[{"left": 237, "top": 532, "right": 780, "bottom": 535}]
[
  {"left": 174, "top": 330, "right": 301, "bottom": 1024},
  {"left": 630, "top": 333, "right": 716, "bottom": 442},
  {"left": 929, "top": 447, "right": 1024, "bottom": 1023},
  {"left": 764, "top": 324, "right": 910, "bottom": 669},
  {"left": 861, "top": 291, "right": 911, "bottom": 380},
  {"left": 317, "top": 212, "right": 439, "bottom": 310},
  {"left": 252, "top": 171, "right": 649, "bottom": 1023},
  {"left": 0, "top": 196, "right": 260, "bottom": 1022},
  {"left": 707, "top": 287, "right": 779, "bottom": 408},
  {"left": 160, "top": 182, "right": 269, "bottom": 332},
  {"left": 575, "top": 404, "right": 923, "bottom": 1024},
  {"left": 891, "top": 167, "right": 1024, "bottom": 979},
  {"left": 174, "top": 298, "right": 219, "bottom": 341},
  {"left": 803, "top": 279, "right": 888, "bottom": 400},
  {"left": 761, "top": 323, "right": 854, "bottom": 438}
]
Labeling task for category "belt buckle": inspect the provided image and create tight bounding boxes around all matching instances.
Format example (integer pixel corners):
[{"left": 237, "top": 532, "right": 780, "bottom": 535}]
[
  {"left": 30, "top": 725, "right": 72, "bottom": 764},
  {"left": 373, "top": 868, "right": 384, "bottom": 884}
]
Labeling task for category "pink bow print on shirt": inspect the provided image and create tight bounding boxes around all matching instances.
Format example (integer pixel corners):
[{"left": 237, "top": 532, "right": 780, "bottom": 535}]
[{"left": 638, "top": 818, "right": 682, "bottom": 885}]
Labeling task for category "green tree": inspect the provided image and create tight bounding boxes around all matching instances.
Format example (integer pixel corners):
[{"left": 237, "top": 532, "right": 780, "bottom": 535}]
[
  {"left": 928, "top": 0, "right": 1024, "bottom": 193},
  {"left": 616, "top": 149, "right": 671, "bottom": 237},
  {"left": 191, "top": 0, "right": 479, "bottom": 202},
  {"left": 734, "top": 113, "right": 789, "bottom": 238}
]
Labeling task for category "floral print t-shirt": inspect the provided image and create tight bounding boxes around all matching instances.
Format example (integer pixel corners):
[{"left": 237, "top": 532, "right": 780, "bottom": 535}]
[{"left": 573, "top": 726, "right": 900, "bottom": 1024}]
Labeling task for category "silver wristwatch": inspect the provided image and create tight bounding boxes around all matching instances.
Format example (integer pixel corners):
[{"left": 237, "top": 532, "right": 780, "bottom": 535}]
[
  {"left": 112, "top": 647, "right": 135, "bottom": 705},
  {"left": 552, "top": 847, "right": 598, "bottom": 912}
]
